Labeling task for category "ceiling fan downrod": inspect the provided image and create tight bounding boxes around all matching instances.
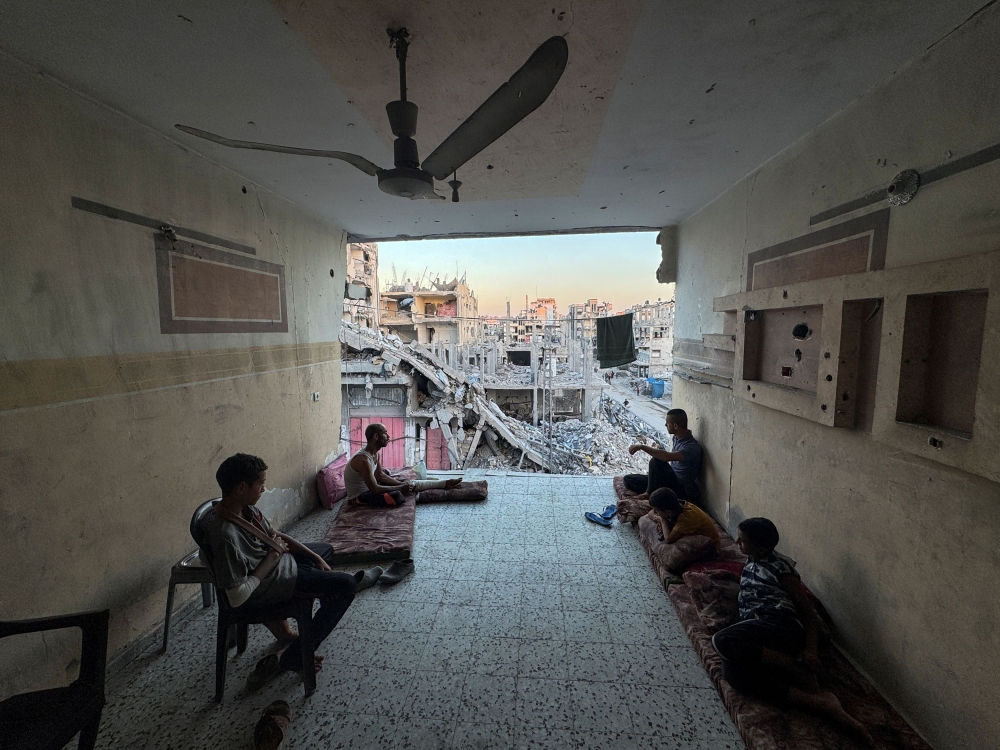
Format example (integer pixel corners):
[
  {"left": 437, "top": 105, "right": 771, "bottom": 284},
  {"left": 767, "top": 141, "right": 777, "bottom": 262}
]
[{"left": 387, "top": 27, "right": 410, "bottom": 102}]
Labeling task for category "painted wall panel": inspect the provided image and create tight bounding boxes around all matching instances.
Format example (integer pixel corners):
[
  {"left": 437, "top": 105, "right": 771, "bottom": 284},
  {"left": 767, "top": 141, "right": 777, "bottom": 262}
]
[{"left": 0, "top": 56, "right": 347, "bottom": 698}]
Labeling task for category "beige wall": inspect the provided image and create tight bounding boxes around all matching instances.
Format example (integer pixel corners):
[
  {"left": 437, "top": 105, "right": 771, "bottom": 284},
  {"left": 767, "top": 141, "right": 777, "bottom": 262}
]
[
  {"left": 0, "top": 55, "right": 346, "bottom": 695},
  {"left": 673, "top": 7, "right": 1000, "bottom": 750}
]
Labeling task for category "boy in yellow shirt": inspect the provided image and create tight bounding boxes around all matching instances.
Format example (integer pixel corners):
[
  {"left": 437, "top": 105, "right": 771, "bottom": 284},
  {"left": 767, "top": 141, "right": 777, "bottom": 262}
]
[{"left": 649, "top": 487, "right": 720, "bottom": 550}]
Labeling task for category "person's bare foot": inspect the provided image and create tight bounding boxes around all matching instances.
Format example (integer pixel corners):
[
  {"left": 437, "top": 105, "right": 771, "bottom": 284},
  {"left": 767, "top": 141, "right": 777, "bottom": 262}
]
[
  {"left": 790, "top": 688, "right": 873, "bottom": 746},
  {"left": 445, "top": 478, "right": 462, "bottom": 489},
  {"left": 264, "top": 619, "right": 298, "bottom": 643},
  {"left": 312, "top": 655, "right": 325, "bottom": 674}
]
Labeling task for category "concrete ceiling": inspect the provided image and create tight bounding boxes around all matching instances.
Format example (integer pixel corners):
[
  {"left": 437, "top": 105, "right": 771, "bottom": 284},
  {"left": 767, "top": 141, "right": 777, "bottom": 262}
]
[{"left": 0, "top": 0, "right": 988, "bottom": 241}]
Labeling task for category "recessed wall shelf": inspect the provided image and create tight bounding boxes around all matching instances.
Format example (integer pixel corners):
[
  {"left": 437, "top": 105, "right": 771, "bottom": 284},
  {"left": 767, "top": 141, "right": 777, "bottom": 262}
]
[{"left": 714, "top": 248, "right": 1000, "bottom": 483}]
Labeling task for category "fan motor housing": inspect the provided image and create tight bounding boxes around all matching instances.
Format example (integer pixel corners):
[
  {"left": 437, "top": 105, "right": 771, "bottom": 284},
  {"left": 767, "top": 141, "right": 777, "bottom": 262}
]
[
  {"left": 393, "top": 137, "right": 420, "bottom": 169},
  {"left": 377, "top": 167, "right": 435, "bottom": 199}
]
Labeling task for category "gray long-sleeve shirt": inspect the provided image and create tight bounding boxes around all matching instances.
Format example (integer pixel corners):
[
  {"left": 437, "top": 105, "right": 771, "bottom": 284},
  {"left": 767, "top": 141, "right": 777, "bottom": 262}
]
[{"left": 198, "top": 504, "right": 297, "bottom": 607}]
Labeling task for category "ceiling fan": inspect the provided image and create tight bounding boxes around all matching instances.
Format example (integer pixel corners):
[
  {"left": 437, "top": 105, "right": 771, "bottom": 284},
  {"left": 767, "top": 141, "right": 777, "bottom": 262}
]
[{"left": 176, "top": 28, "right": 568, "bottom": 202}]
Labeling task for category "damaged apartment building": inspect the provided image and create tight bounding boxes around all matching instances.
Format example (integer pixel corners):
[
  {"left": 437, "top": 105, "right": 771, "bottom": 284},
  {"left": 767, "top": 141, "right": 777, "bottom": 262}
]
[
  {"left": 628, "top": 297, "right": 675, "bottom": 376},
  {"left": 2, "top": 3, "right": 999, "bottom": 750},
  {"left": 379, "top": 274, "right": 481, "bottom": 351}
]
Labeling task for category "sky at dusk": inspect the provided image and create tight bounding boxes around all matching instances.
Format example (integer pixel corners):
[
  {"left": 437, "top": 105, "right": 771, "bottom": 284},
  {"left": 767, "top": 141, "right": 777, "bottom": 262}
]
[{"left": 377, "top": 232, "right": 673, "bottom": 317}]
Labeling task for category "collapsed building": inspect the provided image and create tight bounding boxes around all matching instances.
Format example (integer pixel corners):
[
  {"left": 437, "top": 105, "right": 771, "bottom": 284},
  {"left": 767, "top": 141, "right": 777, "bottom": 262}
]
[{"left": 340, "top": 321, "right": 659, "bottom": 475}]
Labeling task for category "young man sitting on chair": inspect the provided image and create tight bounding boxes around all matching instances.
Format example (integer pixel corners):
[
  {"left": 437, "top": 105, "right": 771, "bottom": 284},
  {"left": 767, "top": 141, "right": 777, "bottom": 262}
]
[{"left": 199, "top": 453, "right": 356, "bottom": 684}]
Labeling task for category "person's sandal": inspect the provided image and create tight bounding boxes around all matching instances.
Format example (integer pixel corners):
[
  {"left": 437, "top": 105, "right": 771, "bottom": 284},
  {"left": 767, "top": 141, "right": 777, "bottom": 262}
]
[
  {"left": 585, "top": 512, "right": 613, "bottom": 527},
  {"left": 246, "top": 653, "right": 282, "bottom": 693},
  {"left": 253, "top": 700, "right": 292, "bottom": 750},
  {"left": 378, "top": 558, "right": 415, "bottom": 584},
  {"left": 354, "top": 566, "right": 384, "bottom": 591}
]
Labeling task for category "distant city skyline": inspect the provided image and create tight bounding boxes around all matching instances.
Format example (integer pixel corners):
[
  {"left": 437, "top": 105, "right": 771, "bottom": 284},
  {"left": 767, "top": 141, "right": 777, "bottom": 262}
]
[{"left": 377, "top": 232, "right": 673, "bottom": 317}]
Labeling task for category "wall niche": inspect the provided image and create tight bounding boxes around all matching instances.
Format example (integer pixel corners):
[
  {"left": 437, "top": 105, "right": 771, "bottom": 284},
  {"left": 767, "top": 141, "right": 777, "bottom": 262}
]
[
  {"left": 742, "top": 306, "right": 824, "bottom": 393},
  {"left": 895, "top": 289, "right": 988, "bottom": 438}
]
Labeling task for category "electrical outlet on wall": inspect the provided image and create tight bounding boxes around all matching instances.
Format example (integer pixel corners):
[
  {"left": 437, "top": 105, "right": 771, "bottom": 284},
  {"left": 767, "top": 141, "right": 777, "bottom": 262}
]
[{"left": 311, "top": 392, "right": 320, "bottom": 401}]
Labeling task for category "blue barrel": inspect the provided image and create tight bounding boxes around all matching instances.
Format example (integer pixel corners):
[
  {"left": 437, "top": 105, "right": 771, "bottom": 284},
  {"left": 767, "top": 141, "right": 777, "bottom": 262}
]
[{"left": 649, "top": 379, "right": 665, "bottom": 399}]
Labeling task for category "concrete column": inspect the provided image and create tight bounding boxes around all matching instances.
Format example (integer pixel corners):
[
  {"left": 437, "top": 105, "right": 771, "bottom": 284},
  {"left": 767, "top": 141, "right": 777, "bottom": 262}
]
[
  {"left": 531, "top": 344, "right": 539, "bottom": 426},
  {"left": 582, "top": 386, "right": 595, "bottom": 423},
  {"left": 404, "top": 419, "right": 417, "bottom": 465}
]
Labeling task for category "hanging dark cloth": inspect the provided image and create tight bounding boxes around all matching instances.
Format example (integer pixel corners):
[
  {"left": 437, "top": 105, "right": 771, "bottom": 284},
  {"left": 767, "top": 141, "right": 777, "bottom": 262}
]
[{"left": 596, "top": 313, "right": 636, "bottom": 368}]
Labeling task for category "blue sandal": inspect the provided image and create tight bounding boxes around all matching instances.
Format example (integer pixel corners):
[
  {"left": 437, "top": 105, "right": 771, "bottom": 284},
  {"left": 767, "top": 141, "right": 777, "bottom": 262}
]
[
  {"left": 585, "top": 511, "right": 613, "bottom": 527},
  {"left": 601, "top": 504, "right": 618, "bottom": 520}
]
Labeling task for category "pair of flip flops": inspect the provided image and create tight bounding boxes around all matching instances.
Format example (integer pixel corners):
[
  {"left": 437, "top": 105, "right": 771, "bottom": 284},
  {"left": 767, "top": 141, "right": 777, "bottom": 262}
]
[
  {"left": 353, "top": 559, "right": 415, "bottom": 590},
  {"left": 585, "top": 505, "right": 618, "bottom": 527}
]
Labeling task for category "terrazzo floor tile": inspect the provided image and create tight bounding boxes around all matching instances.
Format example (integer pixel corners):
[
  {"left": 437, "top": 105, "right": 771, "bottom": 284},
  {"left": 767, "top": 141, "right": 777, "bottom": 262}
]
[
  {"left": 418, "top": 634, "right": 475, "bottom": 672},
  {"left": 515, "top": 678, "right": 575, "bottom": 731},
  {"left": 633, "top": 738, "right": 744, "bottom": 750},
  {"left": 431, "top": 604, "right": 481, "bottom": 635},
  {"left": 562, "top": 610, "right": 613, "bottom": 642},
  {"left": 563, "top": 641, "right": 622, "bottom": 682},
  {"left": 567, "top": 729, "right": 640, "bottom": 750},
  {"left": 567, "top": 680, "right": 634, "bottom": 734},
  {"left": 477, "top": 605, "right": 521, "bottom": 638},
  {"left": 451, "top": 720, "right": 516, "bottom": 749},
  {"left": 459, "top": 673, "right": 518, "bottom": 728},
  {"left": 519, "top": 608, "right": 566, "bottom": 640},
  {"left": 400, "top": 670, "right": 467, "bottom": 723},
  {"left": 295, "top": 712, "right": 399, "bottom": 750},
  {"left": 480, "top": 580, "right": 523, "bottom": 607},
  {"left": 392, "top": 717, "right": 457, "bottom": 750},
  {"left": 75, "top": 473, "right": 744, "bottom": 750},
  {"left": 517, "top": 639, "right": 569, "bottom": 680},
  {"left": 467, "top": 636, "right": 520, "bottom": 677}
]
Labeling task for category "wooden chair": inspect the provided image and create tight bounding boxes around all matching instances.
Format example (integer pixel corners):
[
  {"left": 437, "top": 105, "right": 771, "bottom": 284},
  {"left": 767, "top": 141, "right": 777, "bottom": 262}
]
[
  {"left": 189, "top": 500, "right": 317, "bottom": 702},
  {"left": 0, "top": 609, "right": 109, "bottom": 750}
]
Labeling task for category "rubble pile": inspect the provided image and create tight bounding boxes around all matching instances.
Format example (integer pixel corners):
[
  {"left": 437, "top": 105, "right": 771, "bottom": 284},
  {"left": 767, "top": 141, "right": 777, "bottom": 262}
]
[
  {"left": 546, "top": 416, "right": 654, "bottom": 475},
  {"left": 340, "top": 322, "right": 669, "bottom": 476},
  {"left": 483, "top": 361, "right": 586, "bottom": 388}
]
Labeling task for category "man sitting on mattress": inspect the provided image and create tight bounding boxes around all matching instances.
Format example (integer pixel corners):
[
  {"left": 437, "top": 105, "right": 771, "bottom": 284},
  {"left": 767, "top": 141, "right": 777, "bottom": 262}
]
[
  {"left": 625, "top": 408, "right": 703, "bottom": 504},
  {"left": 344, "top": 422, "right": 461, "bottom": 506}
]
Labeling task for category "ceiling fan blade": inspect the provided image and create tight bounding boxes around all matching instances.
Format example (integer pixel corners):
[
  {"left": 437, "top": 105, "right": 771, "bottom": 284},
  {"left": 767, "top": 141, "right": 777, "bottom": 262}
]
[
  {"left": 174, "top": 125, "right": 384, "bottom": 177},
  {"left": 421, "top": 36, "right": 568, "bottom": 181}
]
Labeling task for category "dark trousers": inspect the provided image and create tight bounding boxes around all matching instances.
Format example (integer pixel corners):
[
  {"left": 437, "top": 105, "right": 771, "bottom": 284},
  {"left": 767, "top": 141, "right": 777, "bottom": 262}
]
[
  {"left": 350, "top": 489, "right": 405, "bottom": 507},
  {"left": 711, "top": 616, "right": 806, "bottom": 701},
  {"left": 624, "top": 457, "right": 699, "bottom": 501},
  {"left": 279, "top": 542, "right": 355, "bottom": 671}
]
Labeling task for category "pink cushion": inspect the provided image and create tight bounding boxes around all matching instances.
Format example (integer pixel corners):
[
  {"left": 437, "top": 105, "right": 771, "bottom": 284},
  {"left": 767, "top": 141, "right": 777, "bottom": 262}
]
[{"left": 317, "top": 453, "right": 349, "bottom": 509}]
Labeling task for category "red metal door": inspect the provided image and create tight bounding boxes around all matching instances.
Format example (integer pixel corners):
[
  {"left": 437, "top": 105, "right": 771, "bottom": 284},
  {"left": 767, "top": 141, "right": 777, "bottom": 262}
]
[
  {"left": 348, "top": 417, "right": 406, "bottom": 469},
  {"left": 425, "top": 427, "right": 451, "bottom": 470}
]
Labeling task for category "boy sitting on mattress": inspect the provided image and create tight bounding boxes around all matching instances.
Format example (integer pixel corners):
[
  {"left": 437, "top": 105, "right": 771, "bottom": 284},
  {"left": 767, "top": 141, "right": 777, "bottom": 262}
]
[
  {"left": 648, "top": 488, "right": 720, "bottom": 549},
  {"left": 712, "top": 517, "right": 870, "bottom": 739}
]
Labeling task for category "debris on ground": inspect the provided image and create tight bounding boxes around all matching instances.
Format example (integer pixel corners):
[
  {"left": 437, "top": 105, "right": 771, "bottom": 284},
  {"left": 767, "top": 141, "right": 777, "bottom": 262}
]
[
  {"left": 340, "top": 321, "right": 671, "bottom": 476},
  {"left": 483, "top": 362, "right": 586, "bottom": 388}
]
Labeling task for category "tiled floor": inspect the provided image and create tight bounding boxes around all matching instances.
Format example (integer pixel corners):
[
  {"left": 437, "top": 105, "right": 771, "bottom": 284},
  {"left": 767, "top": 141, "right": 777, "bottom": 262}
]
[{"left": 89, "top": 472, "right": 744, "bottom": 749}]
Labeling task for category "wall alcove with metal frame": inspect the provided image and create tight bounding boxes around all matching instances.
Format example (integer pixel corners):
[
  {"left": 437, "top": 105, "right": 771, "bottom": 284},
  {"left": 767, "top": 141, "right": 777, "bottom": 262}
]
[{"left": 714, "top": 227, "right": 999, "bottom": 484}]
